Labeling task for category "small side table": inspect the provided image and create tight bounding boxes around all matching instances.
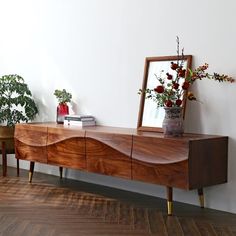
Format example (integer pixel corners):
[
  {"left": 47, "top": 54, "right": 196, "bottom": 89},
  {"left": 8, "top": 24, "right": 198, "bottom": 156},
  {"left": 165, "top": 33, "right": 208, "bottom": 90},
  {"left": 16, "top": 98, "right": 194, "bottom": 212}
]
[{"left": 1, "top": 138, "right": 19, "bottom": 177}]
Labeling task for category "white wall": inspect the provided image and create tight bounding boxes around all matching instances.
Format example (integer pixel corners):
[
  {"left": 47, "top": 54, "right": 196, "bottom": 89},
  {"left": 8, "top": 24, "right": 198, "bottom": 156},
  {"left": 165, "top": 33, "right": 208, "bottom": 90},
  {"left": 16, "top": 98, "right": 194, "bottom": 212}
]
[{"left": 1, "top": 0, "right": 236, "bottom": 213}]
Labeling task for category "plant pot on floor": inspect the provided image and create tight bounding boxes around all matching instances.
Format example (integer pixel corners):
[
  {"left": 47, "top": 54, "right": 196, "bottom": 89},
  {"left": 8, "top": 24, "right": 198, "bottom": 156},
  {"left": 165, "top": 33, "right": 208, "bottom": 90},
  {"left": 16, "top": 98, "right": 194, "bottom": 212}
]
[
  {"left": 0, "top": 126, "right": 15, "bottom": 150},
  {"left": 0, "top": 126, "right": 17, "bottom": 176}
]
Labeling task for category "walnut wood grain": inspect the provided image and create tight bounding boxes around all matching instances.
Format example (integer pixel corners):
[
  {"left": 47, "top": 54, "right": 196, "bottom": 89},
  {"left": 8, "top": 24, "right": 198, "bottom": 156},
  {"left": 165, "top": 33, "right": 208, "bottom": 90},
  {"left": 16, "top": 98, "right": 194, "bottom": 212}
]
[
  {"left": 86, "top": 131, "right": 132, "bottom": 179},
  {"left": 47, "top": 127, "right": 86, "bottom": 169},
  {"left": 14, "top": 124, "right": 48, "bottom": 147},
  {"left": 47, "top": 126, "right": 85, "bottom": 145},
  {"left": 132, "top": 158, "right": 189, "bottom": 189},
  {"left": 14, "top": 124, "right": 47, "bottom": 163},
  {"left": 132, "top": 135, "right": 189, "bottom": 188},
  {"left": 132, "top": 136, "right": 189, "bottom": 164},
  {"left": 188, "top": 137, "right": 228, "bottom": 189},
  {"left": 14, "top": 123, "right": 228, "bottom": 191}
]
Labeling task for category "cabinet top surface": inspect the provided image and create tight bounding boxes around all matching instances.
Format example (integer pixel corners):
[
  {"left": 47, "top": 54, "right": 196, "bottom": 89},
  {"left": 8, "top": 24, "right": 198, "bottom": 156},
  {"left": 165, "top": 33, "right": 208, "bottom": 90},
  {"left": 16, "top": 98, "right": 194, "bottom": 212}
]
[{"left": 15, "top": 122, "right": 227, "bottom": 141}]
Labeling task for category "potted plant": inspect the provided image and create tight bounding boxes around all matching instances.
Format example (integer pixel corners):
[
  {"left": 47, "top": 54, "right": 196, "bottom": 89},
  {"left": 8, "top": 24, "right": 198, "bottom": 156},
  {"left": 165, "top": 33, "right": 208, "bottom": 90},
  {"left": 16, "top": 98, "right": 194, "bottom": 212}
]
[
  {"left": 54, "top": 89, "right": 72, "bottom": 124},
  {"left": 0, "top": 74, "right": 38, "bottom": 127},
  {"left": 0, "top": 74, "right": 38, "bottom": 175}
]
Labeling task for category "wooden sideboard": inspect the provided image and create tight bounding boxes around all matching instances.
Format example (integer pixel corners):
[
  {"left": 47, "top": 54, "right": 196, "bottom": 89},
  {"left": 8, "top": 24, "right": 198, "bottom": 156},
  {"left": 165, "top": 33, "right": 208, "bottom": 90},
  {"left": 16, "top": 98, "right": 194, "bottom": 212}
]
[{"left": 14, "top": 122, "right": 228, "bottom": 215}]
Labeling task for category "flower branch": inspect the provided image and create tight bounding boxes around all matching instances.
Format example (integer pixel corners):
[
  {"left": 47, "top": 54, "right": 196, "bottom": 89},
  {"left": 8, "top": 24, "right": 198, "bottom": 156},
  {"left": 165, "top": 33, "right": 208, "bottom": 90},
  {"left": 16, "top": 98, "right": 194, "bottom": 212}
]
[{"left": 139, "top": 39, "right": 234, "bottom": 108}]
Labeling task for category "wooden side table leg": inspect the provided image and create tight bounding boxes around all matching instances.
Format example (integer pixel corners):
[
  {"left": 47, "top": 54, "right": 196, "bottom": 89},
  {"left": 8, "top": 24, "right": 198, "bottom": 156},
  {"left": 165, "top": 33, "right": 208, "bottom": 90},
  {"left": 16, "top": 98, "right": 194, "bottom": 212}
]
[
  {"left": 2, "top": 141, "right": 7, "bottom": 177},
  {"left": 59, "top": 167, "right": 63, "bottom": 179},
  {"left": 29, "top": 161, "right": 35, "bottom": 183},
  {"left": 198, "top": 188, "right": 205, "bottom": 208},
  {"left": 17, "top": 159, "right": 20, "bottom": 177},
  {"left": 166, "top": 186, "right": 173, "bottom": 216}
]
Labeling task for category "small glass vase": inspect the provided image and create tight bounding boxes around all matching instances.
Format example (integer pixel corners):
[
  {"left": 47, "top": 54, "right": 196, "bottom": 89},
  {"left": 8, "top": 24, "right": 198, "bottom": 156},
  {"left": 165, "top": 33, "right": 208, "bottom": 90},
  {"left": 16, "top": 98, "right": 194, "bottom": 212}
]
[
  {"left": 56, "top": 103, "right": 69, "bottom": 124},
  {"left": 162, "top": 107, "right": 184, "bottom": 137}
]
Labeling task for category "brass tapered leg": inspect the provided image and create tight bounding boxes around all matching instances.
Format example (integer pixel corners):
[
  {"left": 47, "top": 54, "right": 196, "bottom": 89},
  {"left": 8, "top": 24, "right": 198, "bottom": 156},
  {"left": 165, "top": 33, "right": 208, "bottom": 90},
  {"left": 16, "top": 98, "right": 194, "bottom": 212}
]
[
  {"left": 29, "top": 161, "right": 35, "bottom": 183},
  {"left": 167, "top": 200, "right": 173, "bottom": 216},
  {"left": 166, "top": 186, "right": 173, "bottom": 216},
  {"left": 59, "top": 167, "right": 63, "bottom": 179},
  {"left": 198, "top": 188, "right": 204, "bottom": 208},
  {"left": 28, "top": 172, "right": 33, "bottom": 183}
]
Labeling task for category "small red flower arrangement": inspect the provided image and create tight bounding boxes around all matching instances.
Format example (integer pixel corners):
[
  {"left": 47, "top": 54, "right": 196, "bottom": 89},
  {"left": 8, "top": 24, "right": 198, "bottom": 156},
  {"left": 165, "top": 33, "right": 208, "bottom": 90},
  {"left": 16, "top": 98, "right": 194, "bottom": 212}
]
[{"left": 140, "top": 38, "right": 234, "bottom": 108}]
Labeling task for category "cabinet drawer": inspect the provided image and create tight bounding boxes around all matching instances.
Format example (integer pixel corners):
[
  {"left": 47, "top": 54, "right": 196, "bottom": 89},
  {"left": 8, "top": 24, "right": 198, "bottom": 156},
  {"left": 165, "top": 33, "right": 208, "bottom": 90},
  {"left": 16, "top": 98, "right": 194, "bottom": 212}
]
[
  {"left": 14, "top": 124, "right": 47, "bottom": 163},
  {"left": 47, "top": 127, "right": 86, "bottom": 170},
  {"left": 132, "top": 135, "right": 189, "bottom": 189},
  {"left": 132, "top": 159, "right": 189, "bottom": 189},
  {"left": 86, "top": 132, "right": 132, "bottom": 179}
]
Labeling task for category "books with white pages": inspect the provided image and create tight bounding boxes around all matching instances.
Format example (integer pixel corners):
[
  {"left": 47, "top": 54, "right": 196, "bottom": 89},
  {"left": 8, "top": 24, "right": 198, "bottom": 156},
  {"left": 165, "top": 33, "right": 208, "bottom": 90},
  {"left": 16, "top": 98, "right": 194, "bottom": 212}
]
[
  {"left": 64, "top": 114, "right": 95, "bottom": 122},
  {"left": 64, "top": 119, "right": 96, "bottom": 127}
]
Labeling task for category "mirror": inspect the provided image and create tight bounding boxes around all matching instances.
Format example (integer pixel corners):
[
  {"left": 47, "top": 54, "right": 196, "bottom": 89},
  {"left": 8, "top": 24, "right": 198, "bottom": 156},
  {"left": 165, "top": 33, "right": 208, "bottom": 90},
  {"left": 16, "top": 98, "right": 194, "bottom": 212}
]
[{"left": 137, "top": 55, "right": 192, "bottom": 132}]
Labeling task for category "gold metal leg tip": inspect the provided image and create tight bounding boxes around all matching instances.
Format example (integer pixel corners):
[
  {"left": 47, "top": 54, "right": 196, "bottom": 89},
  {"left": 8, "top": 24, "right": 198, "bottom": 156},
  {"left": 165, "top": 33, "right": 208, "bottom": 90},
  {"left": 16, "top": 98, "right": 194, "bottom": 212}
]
[
  {"left": 167, "top": 201, "right": 173, "bottom": 216},
  {"left": 199, "top": 195, "right": 204, "bottom": 208},
  {"left": 28, "top": 172, "right": 33, "bottom": 183}
]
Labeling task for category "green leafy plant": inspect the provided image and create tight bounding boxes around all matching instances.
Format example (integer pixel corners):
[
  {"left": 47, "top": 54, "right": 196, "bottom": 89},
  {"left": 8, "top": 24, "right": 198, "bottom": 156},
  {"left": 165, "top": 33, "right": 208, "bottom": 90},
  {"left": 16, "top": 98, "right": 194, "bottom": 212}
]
[
  {"left": 0, "top": 74, "right": 38, "bottom": 126},
  {"left": 139, "top": 37, "right": 234, "bottom": 107},
  {"left": 54, "top": 89, "right": 72, "bottom": 104}
]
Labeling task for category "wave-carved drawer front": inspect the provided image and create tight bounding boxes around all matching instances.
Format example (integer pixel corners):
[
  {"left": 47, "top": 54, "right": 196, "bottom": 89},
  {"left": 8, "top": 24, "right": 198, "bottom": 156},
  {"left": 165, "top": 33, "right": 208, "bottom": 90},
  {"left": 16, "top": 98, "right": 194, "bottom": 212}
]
[
  {"left": 132, "top": 159, "right": 189, "bottom": 189},
  {"left": 86, "top": 131, "right": 132, "bottom": 179},
  {"left": 14, "top": 124, "right": 47, "bottom": 163},
  {"left": 47, "top": 127, "right": 86, "bottom": 169},
  {"left": 15, "top": 124, "right": 47, "bottom": 147},
  {"left": 15, "top": 139, "right": 47, "bottom": 163},
  {"left": 132, "top": 136, "right": 189, "bottom": 164},
  {"left": 132, "top": 135, "right": 189, "bottom": 189},
  {"left": 47, "top": 127, "right": 85, "bottom": 145}
]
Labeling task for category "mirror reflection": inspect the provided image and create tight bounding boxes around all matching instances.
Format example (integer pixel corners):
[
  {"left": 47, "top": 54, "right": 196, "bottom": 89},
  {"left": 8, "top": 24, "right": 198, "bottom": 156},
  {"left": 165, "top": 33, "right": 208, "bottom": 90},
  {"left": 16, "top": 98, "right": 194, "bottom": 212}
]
[{"left": 137, "top": 56, "right": 192, "bottom": 132}]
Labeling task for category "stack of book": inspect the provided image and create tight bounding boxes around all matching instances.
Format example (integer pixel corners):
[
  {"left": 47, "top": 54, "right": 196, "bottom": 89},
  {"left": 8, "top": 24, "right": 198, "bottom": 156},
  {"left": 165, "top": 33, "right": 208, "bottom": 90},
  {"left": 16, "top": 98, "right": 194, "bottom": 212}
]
[{"left": 64, "top": 115, "right": 96, "bottom": 127}]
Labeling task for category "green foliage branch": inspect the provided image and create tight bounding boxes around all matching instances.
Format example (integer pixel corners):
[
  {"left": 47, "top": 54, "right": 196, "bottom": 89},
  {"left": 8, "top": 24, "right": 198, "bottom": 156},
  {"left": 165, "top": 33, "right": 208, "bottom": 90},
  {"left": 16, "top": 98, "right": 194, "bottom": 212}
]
[
  {"left": 54, "top": 89, "right": 72, "bottom": 104},
  {"left": 0, "top": 74, "right": 38, "bottom": 126}
]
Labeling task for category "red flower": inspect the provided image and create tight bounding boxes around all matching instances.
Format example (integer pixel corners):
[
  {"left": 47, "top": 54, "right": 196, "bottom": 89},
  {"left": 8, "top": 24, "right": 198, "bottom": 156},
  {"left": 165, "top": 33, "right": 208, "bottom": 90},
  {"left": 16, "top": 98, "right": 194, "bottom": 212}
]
[
  {"left": 171, "top": 62, "right": 178, "bottom": 70},
  {"left": 166, "top": 73, "right": 173, "bottom": 80},
  {"left": 178, "top": 69, "right": 186, "bottom": 78},
  {"left": 175, "top": 99, "right": 182, "bottom": 106},
  {"left": 165, "top": 100, "right": 173, "bottom": 107},
  {"left": 154, "top": 85, "right": 164, "bottom": 93},
  {"left": 182, "top": 81, "right": 190, "bottom": 90},
  {"left": 173, "top": 82, "right": 179, "bottom": 90}
]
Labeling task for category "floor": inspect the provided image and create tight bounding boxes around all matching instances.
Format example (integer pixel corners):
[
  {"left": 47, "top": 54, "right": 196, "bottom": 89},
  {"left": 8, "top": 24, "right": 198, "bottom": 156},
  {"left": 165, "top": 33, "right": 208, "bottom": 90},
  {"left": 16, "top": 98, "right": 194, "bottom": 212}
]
[{"left": 0, "top": 166, "right": 236, "bottom": 236}]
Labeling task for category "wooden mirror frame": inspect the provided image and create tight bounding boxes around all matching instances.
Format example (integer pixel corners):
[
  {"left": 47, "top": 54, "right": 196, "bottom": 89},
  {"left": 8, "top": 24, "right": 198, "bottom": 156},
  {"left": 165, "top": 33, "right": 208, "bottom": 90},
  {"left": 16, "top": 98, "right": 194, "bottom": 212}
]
[{"left": 137, "top": 55, "right": 192, "bottom": 132}]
